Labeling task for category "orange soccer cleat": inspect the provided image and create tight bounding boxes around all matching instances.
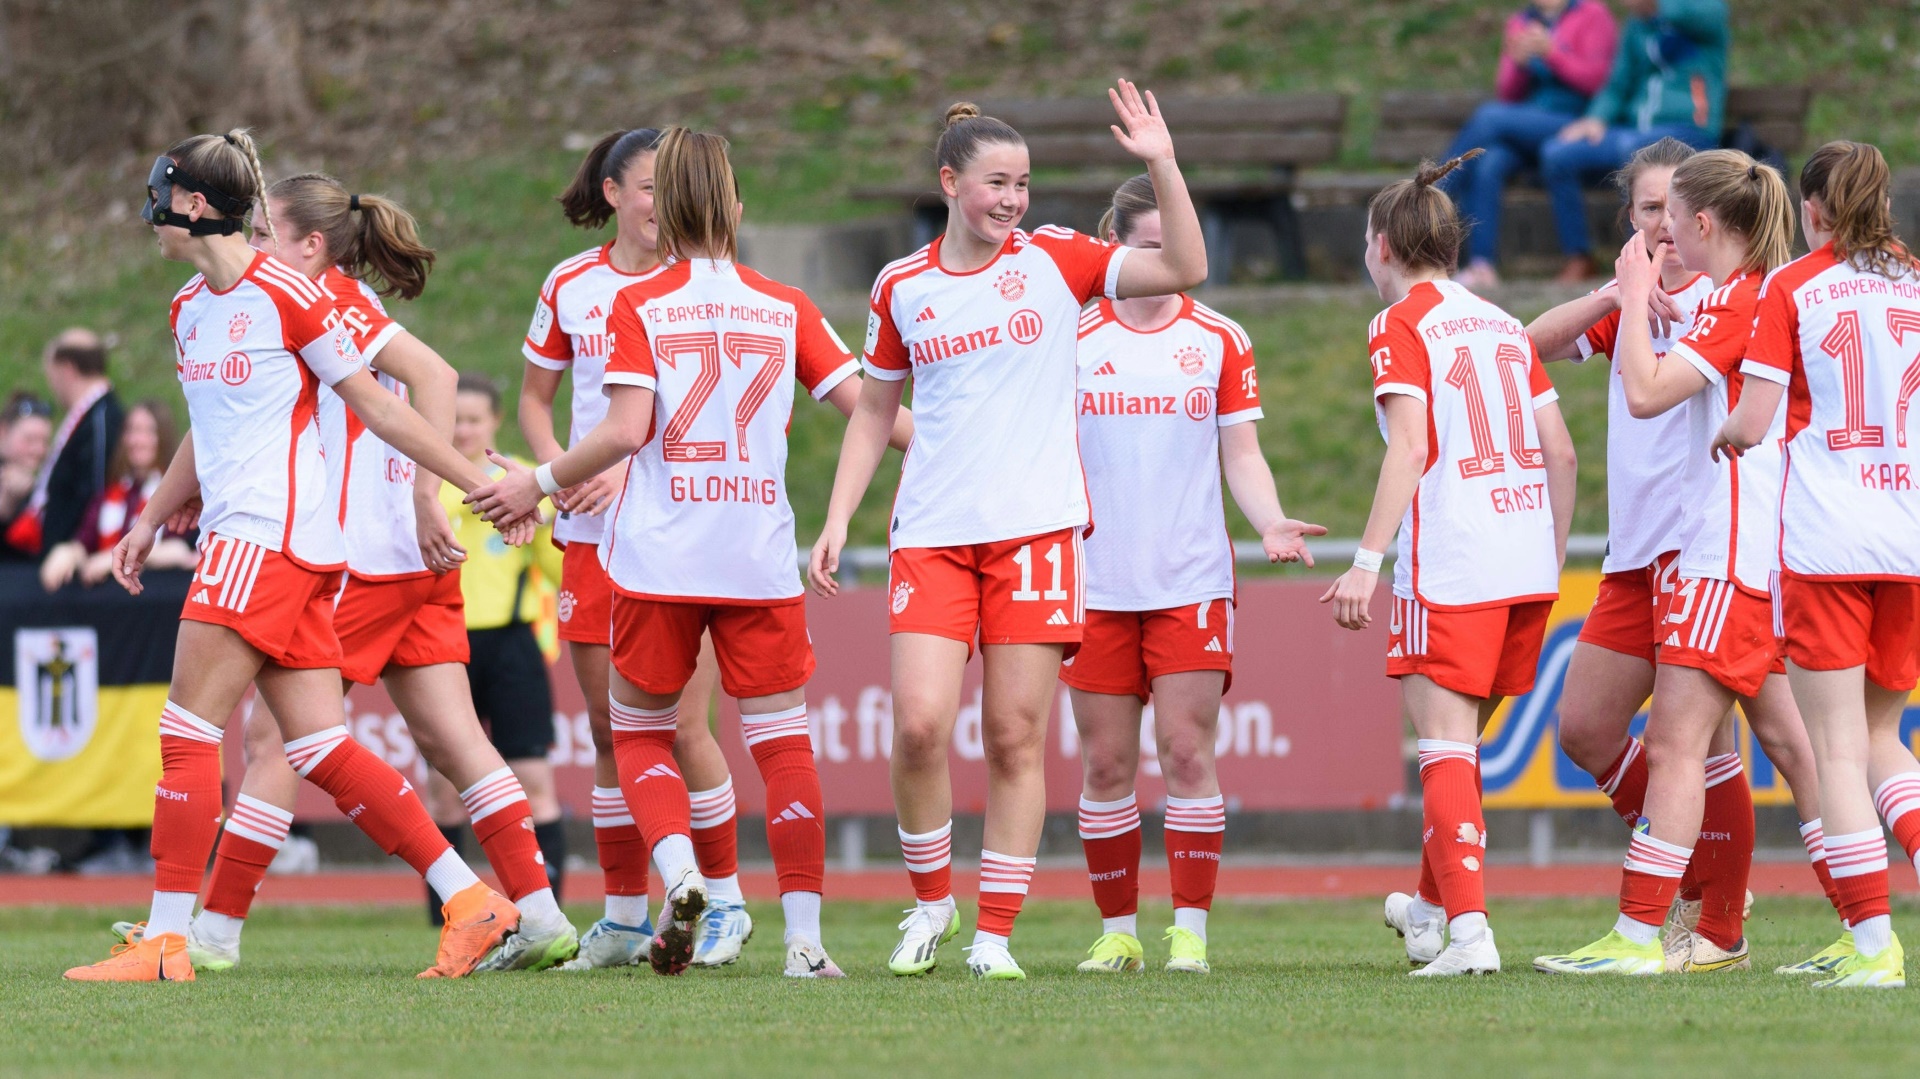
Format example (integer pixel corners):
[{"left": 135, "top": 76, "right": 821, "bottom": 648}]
[
  {"left": 418, "top": 883, "right": 519, "bottom": 979},
  {"left": 64, "top": 932, "right": 195, "bottom": 983}
]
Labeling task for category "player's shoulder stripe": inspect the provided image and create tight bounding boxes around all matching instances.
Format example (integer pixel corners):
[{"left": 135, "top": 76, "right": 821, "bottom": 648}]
[
  {"left": 734, "top": 263, "right": 805, "bottom": 307},
  {"left": 1189, "top": 302, "right": 1252, "bottom": 351},
  {"left": 1032, "top": 224, "right": 1075, "bottom": 240},
  {"left": 1758, "top": 247, "right": 1840, "bottom": 300},
  {"left": 172, "top": 274, "right": 207, "bottom": 303},
  {"left": 871, "top": 250, "right": 932, "bottom": 303},
  {"left": 255, "top": 261, "right": 326, "bottom": 309}
]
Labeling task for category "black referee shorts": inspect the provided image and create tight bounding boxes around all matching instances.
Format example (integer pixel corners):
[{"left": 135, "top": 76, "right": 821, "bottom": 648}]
[{"left": 464, "top": 624, "right": 555, "bottom": 760}]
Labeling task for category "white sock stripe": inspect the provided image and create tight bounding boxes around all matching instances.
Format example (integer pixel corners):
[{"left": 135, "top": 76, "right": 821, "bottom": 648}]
[
  {"left": 1417, "top": 743, "right": 1478, "bottom": 772},
  {"left": 158, "top": 701, "right": 224, "bottom": 744},
  {"left": 1623, "top": 831, "right": 1693, "bottom": 877},
  {"left": 1703, "top": 753, "right": 1745, "bottom": 788},
  {"left": 607, "top": 698, "right": 677, "bottom": 731},
  {"left": 1826, "top": 830, "right": 1889, "bottom": 879},
  {"left": 899, "top": 823, "right": 952, "bottom": 871},
  {"left": 978, "top": 850, "right": 1037, "bottom": 894},
  {"left": 1872, "top": 773, "right": 1920, "bottom": 826},
  {"left": 282, "top": 725, "right": 350, "bottom": 776},
  {"left": 1077, "top": 802, "right": 1142, "bottom": 839},
  {"left": 1599, "top": 739, "right": 1643, "bottom": 796},
  {"left": 590, "top": 787, "right": 635, "bottom": 827},
  {"left": 224, "top": 796, "right": 293, "bottom": 848},
  {"left": 233, "top": 793, "right": 295, "bottom": 827},
  {"left": 740, "top": 706, "right": 811, "bottom": 747},
  {"left": 687, "top": 780, "right": 738, "bottom": 827},
  {"left": 1799, "top": 819, "right": 1827, "bottom": 860},
  {"left": 1163, "top": 794, "right": 1227, "bottom": 833},
  {"left": 1079, "top": 793, "right": 1137, "bottom": 813}
]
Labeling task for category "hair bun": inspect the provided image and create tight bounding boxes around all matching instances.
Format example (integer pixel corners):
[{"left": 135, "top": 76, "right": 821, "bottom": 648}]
[{"left": 944, "top": 102, "right": 982, "bottom": 129}]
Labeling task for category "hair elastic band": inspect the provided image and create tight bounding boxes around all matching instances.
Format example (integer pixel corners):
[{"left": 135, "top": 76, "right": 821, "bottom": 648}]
[{"left": 349, "top": 194, "right": 361, "bottom": 211}]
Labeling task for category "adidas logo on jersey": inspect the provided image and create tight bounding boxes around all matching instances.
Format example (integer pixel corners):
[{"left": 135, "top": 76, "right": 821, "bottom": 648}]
[
  {"left": 772, "top": 801, "right": 817, "bottom": 824},
  {"left": 1091, "top": 361, "right": 1118, "bottom": 376},
  {"left": 191, "top": 588, "right": 210, "bottom": 604},
  {"left": 636, "top": 763, "right": 680, "bottom": 783},
  {"left": 1665, "top": 631, "right": 1682, "bottom": 647},
  {"left": 1047, "top": 609, "right": 1070, "bottom": 626},
  {"left": 1203, "top": 636, "right": 1223, "bottom": 653},
  {"left": 585, "top": 304, "right": 603, "bottom": 320},
  {"left": 184, "top": 326, "right": 198, "bottom": 343},
  {"left": 914, "top": 306, "right": 937, "bottom": 323}
]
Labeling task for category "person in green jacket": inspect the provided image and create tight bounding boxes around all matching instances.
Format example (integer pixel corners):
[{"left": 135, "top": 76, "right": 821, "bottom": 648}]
[{"left": 1538, "top": 0, "right": 1727, "bottom": 282}]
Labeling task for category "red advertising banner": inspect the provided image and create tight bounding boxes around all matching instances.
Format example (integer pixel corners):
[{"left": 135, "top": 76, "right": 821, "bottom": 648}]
[{"left": 238, "top": 581, "right": 1403, "bottom": 821}]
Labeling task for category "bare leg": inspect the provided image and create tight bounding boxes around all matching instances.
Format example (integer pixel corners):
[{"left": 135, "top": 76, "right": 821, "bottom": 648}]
[
  {"left": 1558, "top": 642, "right": 1655, "bottom": 778},
  {"left": 673, "top": 632, "right": 730, "bottom": 790}
]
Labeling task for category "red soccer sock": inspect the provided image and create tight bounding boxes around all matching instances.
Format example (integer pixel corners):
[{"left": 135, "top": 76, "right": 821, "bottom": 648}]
[
  {"left": 977, "top": 850, "right": 1037, "bottom": 938},
  {"left": 1691, "top": 753, "right": 1754, "bottom": 948},
  {"left": 607, "top": 700, "right": 691, "bottom": 851},
  {"left": 460, "top": 767, "right": 548, "bottom": 903},
  {"left": 1078, "top": 794, "right": 1142, "bottom": 920},
  {"left": 1165, "top": 795, "right": 1226, "bottom": 911},
  {"left": 1596, "top": 738, "right": 1650, "bottom": 826},
  {"left": 1416, "top": 740, "right": 1487, "bottom": 918},
  {"left": 152, "top": 702, "right": 228, "bottom": 895},
  {"left": 591, "top": 785, "right": 650, "bottom": 899},
  {"left": 744, "top": 707, "right": 825, "bottom": 895},
  {"left": 687, "top": 777, "right": 740, "bottom": 880},
  {"left": 285, "top": 726, "right": 446, "bottom": 874},
  {"left": 1872, "top": 773, "right": 1920, "bottom": 869},
  {"left": 899, "top": 821, "right": 952, "bottom": 903},
  {"left": 1620, "top": 828, "right": 1692, "bottom": 926},
  {"left": 1825, "top": 828, "right": 1892, "bottom": 927},
  {"left": 203, "top": 793, "right": 294, "bottom": 919},
  {"left": 1799, "top": 819, "right": 1844, "bottom": 922}
]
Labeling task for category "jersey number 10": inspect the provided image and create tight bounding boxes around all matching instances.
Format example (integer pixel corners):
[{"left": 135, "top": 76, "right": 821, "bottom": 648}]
[
  {"left": 655, "top": 331, "right": 788, "bottom": 463},
  {"left": 1444, "top": 344, "right": 1544, "bottom": 479}
]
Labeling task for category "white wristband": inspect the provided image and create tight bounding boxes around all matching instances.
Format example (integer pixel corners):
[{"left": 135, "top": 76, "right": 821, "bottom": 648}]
[
  {"left": 1352, "top": 547, "right": 1385, "bottom": 573},
  {"left": 534, "top": 462, "right": 562, "bottom": 496}
]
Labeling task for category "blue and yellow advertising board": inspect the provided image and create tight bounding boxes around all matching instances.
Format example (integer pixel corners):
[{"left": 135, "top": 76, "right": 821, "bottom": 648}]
[{"left": 1482, "top": 571, "right": 1920, "bottom": 808}]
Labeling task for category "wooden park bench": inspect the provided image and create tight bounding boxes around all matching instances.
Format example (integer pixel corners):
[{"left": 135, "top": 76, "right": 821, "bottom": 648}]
[{"left": 851, "top": 94, "right": 1347, "bottom": 283}]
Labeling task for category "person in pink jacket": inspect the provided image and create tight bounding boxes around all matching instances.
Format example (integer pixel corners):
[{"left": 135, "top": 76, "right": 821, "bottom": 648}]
[{"left": 1441, "top": 0, "right": 1618, "bottom": 289}]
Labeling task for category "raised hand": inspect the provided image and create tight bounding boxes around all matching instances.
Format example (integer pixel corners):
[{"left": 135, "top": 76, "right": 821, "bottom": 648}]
[
  {"left": 1614, "top": 230, "right": 1659, "bottom": 304},
  {"left": 1109, "top": 79, "right": 1175, "bottom": 165}
]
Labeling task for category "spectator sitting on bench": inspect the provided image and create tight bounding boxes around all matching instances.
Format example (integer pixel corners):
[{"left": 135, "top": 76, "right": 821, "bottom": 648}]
[
  {"left": 1444, "top": 0, "right": 1618, "bottom": 292},
  {"left": 0, "top": 392, "right": 53, "bottom": 561},
  {"left": 39, "top": 398, "right": 195, "bottom": 591},
  {"left": 1538, "top": 0, "right": 1728, "bottom": 282}
]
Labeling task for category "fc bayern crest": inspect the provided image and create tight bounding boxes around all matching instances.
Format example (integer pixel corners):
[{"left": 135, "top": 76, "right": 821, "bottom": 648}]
[
  {"left": 227, "top": 311, "right": 252, "bottom": 342},
  {"left": 1176, "top": 346, "right": 1205, "bottom": 376},
  {"left": 891, "top": 580, "right": 914, "bottom": 614},
  {"left": 994, "top": 270, "right": 1026, "bottom": 301},
  {"left": 556, "top": 589, "right": 575, "bottom": 623}
]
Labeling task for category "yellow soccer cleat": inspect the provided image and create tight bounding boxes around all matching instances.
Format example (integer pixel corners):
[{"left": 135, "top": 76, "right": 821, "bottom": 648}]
[
  {"left": 1163, "top": 927, "right": 1210, "bottom": 974},
  {"left": 1813, "top": 932, "right": 1904, "bottom": 989},
  {"left": 1776, "top": 930, "right": 1855, "bottom": 976},
  {"left": 1533, "top": 930, "right": 1664, "bottom": 976},
  {"left": 1076, "top": 931, "right": 1145, "bottom": 973}
]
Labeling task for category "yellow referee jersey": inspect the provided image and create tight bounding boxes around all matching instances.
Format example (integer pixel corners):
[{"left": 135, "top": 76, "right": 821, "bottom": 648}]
[{"left": 438, "top": 458, "right": 565, "bottom": 630}]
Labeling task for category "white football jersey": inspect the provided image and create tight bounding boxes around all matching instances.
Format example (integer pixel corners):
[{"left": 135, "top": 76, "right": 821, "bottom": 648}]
[
  {"left": 864, "top": 226, "right": 1129, "bottom": 550},
  {"left": 601, "top": 258, "right": 858, "bottom": 601},
  {"left": 1746, "top": 244, "right": 1920, "bottom": 580},
  {"left": 1665, "top": 273, "right": 1782, "bottom": 593},
  {"left": 1575, "top": 273, "right": 1717, "bottom": 573},
  {"left": 1076, "top": 297, "right": 1261, "bottom": 611},
  {"left": 169, "top": 252, "right": 365, "bottom": 569},
  {"left": 524, "top": 244, "right": 667, "bottom": 545},
  {"left": 1369, "top": 280, "right": 1560, "bottom": 609}
]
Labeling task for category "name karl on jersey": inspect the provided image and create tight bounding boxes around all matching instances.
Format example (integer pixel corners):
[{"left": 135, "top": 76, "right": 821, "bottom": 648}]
[
  {"left": 647, "top": 302, "right": 795, "bottom": 328},
  {"left": 1859, "top": 463, "right": 1915, "bottom": 491}
]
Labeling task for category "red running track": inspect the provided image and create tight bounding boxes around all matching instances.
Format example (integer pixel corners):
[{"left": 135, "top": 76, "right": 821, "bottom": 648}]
[{"left": 3, "top": 860, "right": 1895, "bottom": 908}]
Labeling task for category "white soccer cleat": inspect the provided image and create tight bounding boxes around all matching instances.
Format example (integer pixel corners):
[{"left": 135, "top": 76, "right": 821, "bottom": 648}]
[
  {"left": 650, "top": 868, "right": 708, "bottom": 976},
  {"left": 554, "top": 916, "right": 653, "bottom": 970},
  {"left": 476, "top": 914, "right": 579, "bottom": 973},
  {"left": 1662, "top": 899, "right": 1701, "bottom": 972},
  {"left": 1409, "top": 929, "right": 1500, "bottom": 977},
  {"left": 888, "top": 900, "right": 960, "bottom": 976},
  {"left": 1383, "top": 892, "right": 1443, "bottom": 965},
  {"left": 783, "top": 937, "right": 847, "bottom": 979},
  {"left": 691, "top": 899, "right": 753, "bottom": 967},
  {"left": 963, "top": 939, "right": 1027, "bottom": 981}
]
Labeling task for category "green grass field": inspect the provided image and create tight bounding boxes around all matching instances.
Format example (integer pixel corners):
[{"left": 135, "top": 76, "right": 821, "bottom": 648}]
[{"left": 2, "top": 897, "right": 1914, "bottom": 1077}]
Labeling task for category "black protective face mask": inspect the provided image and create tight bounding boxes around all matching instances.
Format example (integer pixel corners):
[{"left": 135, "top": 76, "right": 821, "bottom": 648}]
[{"left": 142, "top": 156, "right": 248, "bottom": 236}]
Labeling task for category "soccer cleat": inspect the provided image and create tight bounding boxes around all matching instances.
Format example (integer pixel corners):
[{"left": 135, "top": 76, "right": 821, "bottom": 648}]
[
  {"left": 1813, "top": 932, "right": 1904, "bottom": 989},
  {"left": 419, "top": 883, "right": 520, "bottom": 979},
  {"left": 554, "top": 917, "right": 654, "bottom": 971},
  {"left": 1680, "top": 932, "right": 1750, "bottom": 973},
  {"left": 964, "top": 939, "right": 1026, "bottom": 980},
  {"left": 110, "top": 919, "right": 239, "bottom": 972},
  {"left": 650, "top": 868, "right": 708, "bottom": 976},
  {"left": 1661, "top": 899, "right": 1701, "bottom": 972},
  {"left": 690, "top": 898, "right": 754, "bottom": 967},
  {"left": 1163, "top": 926, "right": 1211, "bottom": 974},
  {"left": 783, "top": 937, "right": 847, "bottom": 979},
  {"left": 1410, "top": 929, "right": 1499, "bottom": 977},
  {"left": 1532, "top": 930, "right": 1664, "bottom": 975},
  {"left": 888, "top": 900, "right": 960, "bottom": 976},
  {"left": 65, "top": 932, "right": 194, "bottom": 982},
  {"left": 1383, "top": 892, "right": 1443, "bottom": 965},
  {"left": 476, "top": 915, "right": 580, "bottom": 973},
  {"left": 1776, "top": 931, "right": 1855, "bottom": 976},
  {"left": 1076, "top": 931, "right": 1145, "bottom": 973}
]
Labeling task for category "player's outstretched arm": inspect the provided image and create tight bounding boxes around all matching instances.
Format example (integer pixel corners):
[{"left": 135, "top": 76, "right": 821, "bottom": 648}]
[
  {"left": 810, "top": 374, "right": 906, "bottom": 597},
  {"left": 370, "top": 331, "right": 465, "bottom": 568},
  {"left": 1711, "top": 376, "right": 1784, "bottom": 461},
  {"left": 1107, "top": 79, "right": 1207, "bottom": 299},
  {"left": 1528, "top": 290, "right": 1619, "bottom": 362},
  {"left": 821, "top": 375, "right": 914, "bottom": 451},
  {"left": 1319, "top": 393, "right": 1426, "bottom": 630},
  {"left": 1220, "top": 422, "right": 1326, "bottom": 565},
  {"left": 468, "top": 383, "right": 654, "bottom": 534}
]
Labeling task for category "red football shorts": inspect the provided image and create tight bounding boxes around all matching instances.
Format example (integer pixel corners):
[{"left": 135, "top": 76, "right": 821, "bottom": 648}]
[
  {"left": 1577, "top": 554, "right": 1673, "bottom": 663},
  {"left": 610, "top": 594, "right": 813, "bottom": 699},
  {"left": 557, "top": 541, "right": 613, "bottom": 646},
  {"left": 1386, "top": 595, "right": 1552, "bottom": 699},
  {"left": 1060, "top": 599, "right": 1234, "bottom": 701},
  {"left": 332, "top": 570, "right": 469, "bottom": 685},
  {"left": 1655, "top": 573, "right": 1781, "bottom": 697},
  {"left": 888, "top": 528, "right": 1085, "bottom": 656},
  {"left": 181, "top": 533, "right": 342, "bottom": 669},
  {"left": 1781, "top": 572, "right": 1920, "bottom": 692}
]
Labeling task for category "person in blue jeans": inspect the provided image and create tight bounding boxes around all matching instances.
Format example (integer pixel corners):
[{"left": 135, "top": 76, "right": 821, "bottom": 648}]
[
  {"left": 1536, "top": 0, "right": 1728, "bottom": 282},
  {"left": 1444, "top": 0, "right": 1617, "bottom": 291}
]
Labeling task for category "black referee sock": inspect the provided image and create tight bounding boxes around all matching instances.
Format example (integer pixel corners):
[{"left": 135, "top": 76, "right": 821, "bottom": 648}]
[
  {"left": 533, "top": 819, "right": 568, "bottom": 903},
  {"left": 427, "top": 824, "right": 469, "bottom": 927}
]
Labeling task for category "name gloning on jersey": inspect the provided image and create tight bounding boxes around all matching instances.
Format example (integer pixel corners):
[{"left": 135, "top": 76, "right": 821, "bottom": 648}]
[{"left": 669, "top": 473, "right": 779, "bottom": 504}]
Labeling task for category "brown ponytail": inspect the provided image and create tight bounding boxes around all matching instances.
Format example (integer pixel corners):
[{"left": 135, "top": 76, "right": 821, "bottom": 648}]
[
  {"left": 558, "top": 127, "right": 663, "bottom": 229},
  {"left": 935, "top": 102, "right": 1024, "bottom": 177},
  {"left": 1097, "top": 174, "right": 1157, "bottom": 243},
  {"left": 1800, "top": 141, "right": 1914, "bottom": 280},
  {"left": 1670, "top": 149, "right": 1794, "bottom": 275},
  {"left": 1366, "top": 151, "right": 1483, "bottom": 274},
  {"left": 653, "top": 127, "right": 738, "bottom": 263},
  {"left": 268, "top": 173, "right": 435, "bottom": 300},
  {"left": 164, "top": 128, "right": 267, "bottom": 237}
]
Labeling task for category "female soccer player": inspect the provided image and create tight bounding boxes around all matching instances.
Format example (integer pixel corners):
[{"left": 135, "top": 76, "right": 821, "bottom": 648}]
[
  {"left": 66, "top": 130, "right": 530, "bottom": 982},
  {"left": 1067, "top": 174, "right": 1324, "bottom": 976},
  {"left": 1325, "top": 150, "right": 1577, "bottom": 977},
  {"left": 519, "top": 127, "right": 749, "bottom": 969},
  {"left": 137, "top": 173, "right": 577, "bottom": 975},
  {"left": 1716, "top": 140, "right": 1920, "bottom": 988},
  {"left": 1534, "top": 149, "right": 1796, "bottom": 976},
  {"left": 807, "top": 81, "right": 1208, "bottom": 981},
  {"left": 1528, "top": 140, "right": 1837, "bottom": 975},
  {"left": 471, "top": 126, "right": 910, "bottom": 978}
]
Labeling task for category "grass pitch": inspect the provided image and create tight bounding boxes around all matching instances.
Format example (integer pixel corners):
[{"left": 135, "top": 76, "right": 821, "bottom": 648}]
[{"left": 2, "top": 897, "right": 1915, "bottom": 1078}]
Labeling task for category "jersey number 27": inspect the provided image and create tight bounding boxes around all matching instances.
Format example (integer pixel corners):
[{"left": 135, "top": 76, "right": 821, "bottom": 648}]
[{"left": 655, "top": 331, "right": 788, "bottom": 463}]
